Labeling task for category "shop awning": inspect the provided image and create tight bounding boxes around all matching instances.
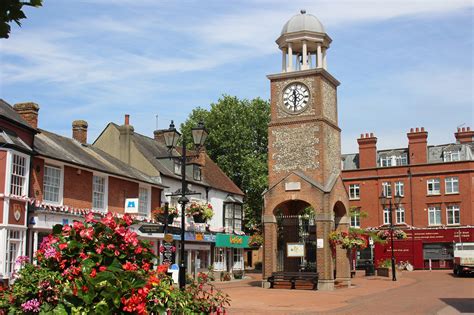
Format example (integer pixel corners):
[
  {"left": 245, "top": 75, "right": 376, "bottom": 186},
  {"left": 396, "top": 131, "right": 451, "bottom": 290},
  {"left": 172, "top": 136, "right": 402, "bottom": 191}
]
[{"left": 215, "top": 233, "right": 250, "bottom": 248}]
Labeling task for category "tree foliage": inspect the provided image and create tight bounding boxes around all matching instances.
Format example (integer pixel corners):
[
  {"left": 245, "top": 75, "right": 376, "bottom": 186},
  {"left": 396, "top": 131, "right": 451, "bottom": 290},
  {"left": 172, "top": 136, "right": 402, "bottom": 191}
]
[
  {"left": 181, "top": 95, "right": 270, "bottom": 231},
  {"left": 0, "top": 0, "right": 42, "bottom": 39}
]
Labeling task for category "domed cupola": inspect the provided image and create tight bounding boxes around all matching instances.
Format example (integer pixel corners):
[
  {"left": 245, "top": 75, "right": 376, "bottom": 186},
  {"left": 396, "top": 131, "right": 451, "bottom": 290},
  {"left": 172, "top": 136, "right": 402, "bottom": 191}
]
[{"left": 276, "top": 10, "right": 332, "bottom": 72}]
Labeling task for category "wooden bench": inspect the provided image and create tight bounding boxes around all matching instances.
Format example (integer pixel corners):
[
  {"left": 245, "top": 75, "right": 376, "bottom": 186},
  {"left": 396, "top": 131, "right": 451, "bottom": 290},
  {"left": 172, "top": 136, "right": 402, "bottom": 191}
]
[{"left": 267, "top": 272, "right": 319, "bottom": 290}]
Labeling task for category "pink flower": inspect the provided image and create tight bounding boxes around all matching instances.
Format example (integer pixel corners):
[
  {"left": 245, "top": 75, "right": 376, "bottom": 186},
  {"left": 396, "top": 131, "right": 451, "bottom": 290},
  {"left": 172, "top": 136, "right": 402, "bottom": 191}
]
[
  {"left": 90, "top": 268, "right": 97, "bottom": 278},
  {"left": 122, "top": 261, "right": 138, "bottom": 271},
  {"left": 96, "top": 243, "right": 105, "bottom": 254},
  {"left": 21, "top": 299, "right": 41, "bottom": 313},
  {"left": 79, "top": 227, "right": 94, "bottom": 240},
  {"left": 123, "top": 214, "right": 133, "bottom": 226},
  {"left": 115, "top": 226, "right": 127, "bottom": 237},
  {"left": 73, "top": 221, "right": 84, "bottom": 231},
  {"left": 124, "top": 231, "right": 138, "bottom": 246},
  {"left": 102, "top": 213, "right": 116, "bottom": 228},
  {"left": 99, "top": 266, "right": 107, "bottom": 272},
  {"left": 85, "top": 212, "right": 96, "bottom": 223}
]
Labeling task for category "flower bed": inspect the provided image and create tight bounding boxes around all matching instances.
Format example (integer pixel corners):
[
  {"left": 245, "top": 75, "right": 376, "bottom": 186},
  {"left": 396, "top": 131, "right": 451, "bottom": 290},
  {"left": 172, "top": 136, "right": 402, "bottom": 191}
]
[{"left": 0, "top": 212, "right": 229, "bottom": 314}]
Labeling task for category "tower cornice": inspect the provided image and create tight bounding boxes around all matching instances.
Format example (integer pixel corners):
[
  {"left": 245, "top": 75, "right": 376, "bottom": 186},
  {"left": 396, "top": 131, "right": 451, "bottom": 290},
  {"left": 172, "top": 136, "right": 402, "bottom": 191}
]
[{"left": 267, "top": 68, "right": 340, "bottom": 87}]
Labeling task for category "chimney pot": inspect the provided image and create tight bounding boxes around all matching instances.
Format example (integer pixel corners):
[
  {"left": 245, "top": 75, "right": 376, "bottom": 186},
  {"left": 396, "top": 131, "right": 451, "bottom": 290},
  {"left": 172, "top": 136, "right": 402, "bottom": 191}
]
[
  {"left": 421, "top": 127, "right": 425, "bottom": 132},
  {"left": 457, "top": 127, "right": 461, "bottom": 132},
  {"left": 125, "top": 114, "right": 130, "bottom": 126},
  {"left": 13, "top": 102, "right": 40, "bottom": 128},
  {"left": 365, "top": 133, "right": 369, "bottom": 138},
  {"left": 360, "top": 134, "right": 364, "bottom": 138},
  {"left": 370, "top": 132, "right": 374, "bottom": 137},
  {"left": 72, "top": 120, "right": 88, "bottom": 144},
  {"left": 415, "top": 127, "right": 419, "bottom": 132},
  {"left": 468, "top": 127, "right": 471, "bottom": 131}
]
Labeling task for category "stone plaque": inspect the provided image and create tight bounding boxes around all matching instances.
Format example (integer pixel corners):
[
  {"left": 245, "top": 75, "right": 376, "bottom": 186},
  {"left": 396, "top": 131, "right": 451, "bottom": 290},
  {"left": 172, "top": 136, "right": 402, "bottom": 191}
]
[{"left": 285, "top": 182, "right": 301, "bottom": 191}]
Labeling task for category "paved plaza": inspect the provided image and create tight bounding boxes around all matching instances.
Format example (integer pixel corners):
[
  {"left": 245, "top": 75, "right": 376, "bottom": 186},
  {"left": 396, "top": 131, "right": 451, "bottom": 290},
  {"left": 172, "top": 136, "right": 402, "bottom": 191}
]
[{"left": 215, "top": 270, "right": 474, "bottom": 315}]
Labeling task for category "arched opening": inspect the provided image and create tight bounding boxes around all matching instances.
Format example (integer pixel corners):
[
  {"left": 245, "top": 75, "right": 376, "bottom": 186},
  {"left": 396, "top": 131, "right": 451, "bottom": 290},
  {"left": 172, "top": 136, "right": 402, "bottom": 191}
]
[
  {"left": 333, "top": 201, "right": 346, "bottom": 230},
  {"left": 274, "top": 200, "right": 316, "bottom": 272}
]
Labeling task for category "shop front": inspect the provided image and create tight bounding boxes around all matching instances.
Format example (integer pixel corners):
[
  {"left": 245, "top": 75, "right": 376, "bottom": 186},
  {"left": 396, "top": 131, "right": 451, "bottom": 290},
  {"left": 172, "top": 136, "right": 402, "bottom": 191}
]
[
  {"left": 173, "top": 231, "right": 215, "bottom": 278},
  {"left": 374, "top": 227, "right": 473, "bottom": 270},
  {"left": 214, "top": 234, "right": 249, "bottom": 275}
]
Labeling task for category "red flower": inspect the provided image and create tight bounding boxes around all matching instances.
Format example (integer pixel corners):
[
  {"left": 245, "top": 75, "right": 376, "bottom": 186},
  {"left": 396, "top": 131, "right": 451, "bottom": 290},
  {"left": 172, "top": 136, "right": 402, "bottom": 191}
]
[
  {"left": 96, "top": 243, "right": 105, "bottom": 254},
  {"left": 99, "top": 266, "right": 107, "bottom": 272},
  {"left": 81, "top": 285, "right": 89, "bottom": 293},
  {"left": 90, "top": 268, "right": 97, "bottom": 278},
  {"left": 102, "top": 213, "right": 116, "bottom": 229},
  {"left": 58, "top": 243, "right": 68, "bottom": 251},
  {"left": 122, "top": 261, "right": 138, "bottom": 271},
  {"left": 62, "top": 225, "right": 72, "bottom": 236},
  {"left": 122, "top": 214, "right": 133, "bottom": 226},
  {"left": 115, "top": 226, "right": 127, "bottom": 237},
  {"left": 114, "top": 250, "right": 120, "bottom": 256},
  {"left": 124, "top": 231, "right": 138, "bottom": 246},
  {"left": 134, "top": 246, "right": 143, "bottom": 254},
  {"left": 157, "top": 264, "right": 168, "bottom": 274},
  {"left": 142, "top": 262, "right": 150, "bottom": 272}
]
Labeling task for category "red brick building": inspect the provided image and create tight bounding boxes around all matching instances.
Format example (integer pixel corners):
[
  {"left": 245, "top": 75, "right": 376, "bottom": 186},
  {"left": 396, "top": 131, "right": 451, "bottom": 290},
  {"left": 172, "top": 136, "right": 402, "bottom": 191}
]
[
  {"left": 0, "top": 100, "right": 166, "bottom": 281},
  {"left": 342, "top": 127, "right": 474, "bottom": 270}
]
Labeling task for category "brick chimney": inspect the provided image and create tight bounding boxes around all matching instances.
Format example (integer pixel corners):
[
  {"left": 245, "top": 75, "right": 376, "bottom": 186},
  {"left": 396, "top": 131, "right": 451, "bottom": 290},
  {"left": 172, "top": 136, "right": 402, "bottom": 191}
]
[
  {"left": 119, "top": 114, "right": 134, "bottom": 164},
  {"left": 455, "top": 127, "right": 474, "bottom": 144},
  {"left": 72, "top": 120, "right": 88, "bottom": 144},
  {"left": 357, "top": 133, "right": 377, "bottom": 168},
  {"left": 13, "top": 102, "right": 40, "bottom": 128},
  {"left": 407, "top": 127, "right": 428, "bottom": 164},
  {"left": 153, "top": 129, "right": 164, "bottom": 142}
]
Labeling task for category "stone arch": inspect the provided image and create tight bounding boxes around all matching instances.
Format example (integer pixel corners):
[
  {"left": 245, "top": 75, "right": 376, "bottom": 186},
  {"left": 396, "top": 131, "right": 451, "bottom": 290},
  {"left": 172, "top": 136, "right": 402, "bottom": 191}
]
[
  {"left": 332, "top": 200, "right": 351, "bottom": 285},
  {"left": 333, "top": 201, "right": 347, "bottom": 230}
]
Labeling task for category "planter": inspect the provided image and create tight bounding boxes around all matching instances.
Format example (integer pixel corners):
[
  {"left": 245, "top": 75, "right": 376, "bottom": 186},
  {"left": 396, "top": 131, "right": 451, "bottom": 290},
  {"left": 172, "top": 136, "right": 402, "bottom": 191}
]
[
  {"left": 376, "top": 267, "right": 402, "bottom": 278},
  {"left": 193, "top": 214, "right": 206, "bottom": 223}
]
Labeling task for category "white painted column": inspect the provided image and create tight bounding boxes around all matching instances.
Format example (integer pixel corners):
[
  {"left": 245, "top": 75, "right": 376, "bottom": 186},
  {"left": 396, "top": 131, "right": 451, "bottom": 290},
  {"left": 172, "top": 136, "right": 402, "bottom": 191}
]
[
  {"left": 309, "top": 53, "right": 313, "bottom": 68},
  {"left": 282, "top": 47, "right": 287, "bottom": 72},
  {"left": 302, "top": 40, "right": 308, "bottom": 70},
  {"left": 317, "top": 43, "right": 323, "bottom": 69},
  {"left": 32, "top": 231, "right": 38, "bottom": 259},
  {"left": 322, "top": 47, "right": 327, "bottom": 70},
  {"left": 287, "top": 43, "right": 293, "bottom": 72}
]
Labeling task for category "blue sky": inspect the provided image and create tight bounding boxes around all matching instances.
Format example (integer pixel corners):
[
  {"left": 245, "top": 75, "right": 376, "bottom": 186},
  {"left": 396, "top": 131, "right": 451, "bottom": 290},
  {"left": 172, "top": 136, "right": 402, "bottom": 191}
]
[{"left": 0, "top": 0, "right": 472, "bottom": 154}]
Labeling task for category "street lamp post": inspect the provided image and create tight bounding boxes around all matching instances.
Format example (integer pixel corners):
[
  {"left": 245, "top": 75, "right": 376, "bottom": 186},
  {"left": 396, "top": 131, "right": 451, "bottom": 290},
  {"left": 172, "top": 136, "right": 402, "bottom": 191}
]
[
  {"left": 161, "top": 120, "right": 208, "bottom": 290},
  {"left": 379, "top": 193, "right": 402, "bottom": 282}
]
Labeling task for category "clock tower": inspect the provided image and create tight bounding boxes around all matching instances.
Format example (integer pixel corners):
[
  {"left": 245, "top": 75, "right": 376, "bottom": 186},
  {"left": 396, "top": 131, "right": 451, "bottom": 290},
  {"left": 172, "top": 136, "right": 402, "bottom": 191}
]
[{"left": 262, "top": 10, "right": 350, "bottom": 290}]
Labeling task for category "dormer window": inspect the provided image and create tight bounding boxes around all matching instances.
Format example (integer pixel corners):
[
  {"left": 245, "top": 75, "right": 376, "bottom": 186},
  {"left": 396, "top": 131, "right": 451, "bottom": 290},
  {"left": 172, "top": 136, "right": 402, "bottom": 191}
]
[
  {"left": 443, "top": 150, "right": 460, "bottom": 162},
  {"left": 193, "top": 165, "right": 201, "bottom": 181},
  {"left": 379, "top": 152, "right": 408, "bottom": 167},
  {"left": 174, "top": 161, "right": 181, "bottom": 175}
]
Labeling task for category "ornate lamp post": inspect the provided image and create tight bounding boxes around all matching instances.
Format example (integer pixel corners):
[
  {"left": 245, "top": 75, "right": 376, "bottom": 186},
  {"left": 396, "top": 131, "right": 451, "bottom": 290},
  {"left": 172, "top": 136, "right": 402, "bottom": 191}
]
[
  {"left": 161, "top": 120, "right": 208, "bottom": 290},
  {"left": 379, "top": 192, "right": 402, "bottom": 281}
]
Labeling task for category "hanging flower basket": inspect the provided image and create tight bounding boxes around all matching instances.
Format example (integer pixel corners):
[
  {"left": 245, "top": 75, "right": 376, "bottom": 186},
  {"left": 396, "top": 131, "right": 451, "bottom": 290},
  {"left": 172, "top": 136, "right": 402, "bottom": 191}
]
[
  {"left": 393, "top": 229, "right": 407, "bottom": 239},
  {"left": 329, "top": 231, "right": 368, "bottom": 250},
  {"left": 186, "top": 202, "right": 213, "bottom": 223},
  {"left": 152, "top": 206, "right": 179, "bottom": 224},
  {"left": 377, "top": 230, "right": 390, "bottom": 240}
]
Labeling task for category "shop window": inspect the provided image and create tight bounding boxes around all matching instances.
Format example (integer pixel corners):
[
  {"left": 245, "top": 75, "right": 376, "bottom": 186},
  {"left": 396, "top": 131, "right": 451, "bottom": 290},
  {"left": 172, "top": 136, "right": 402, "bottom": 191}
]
[
  {"left": 446, "top": 205, "right": 460, "bottom": 225},
  {"left": 92, "top": 175, "right": 107, "bottom": 211},
  {"left": 349, "top": 184, "right": 360, "bottom": 200},
  {"left": 6, "top": 229, "right": 24, "bottom": 277},
  {"left": 382, "top": 182, "right": 392, "bottom": 197},
  {"left": 396, "top": 207, "right": 405, "bottom": 224},
  {"left": 395, "top": 181, "right": 404, "bottom": 197},
  {"left": 445, "top": 177, "right": 459, "bottom": 194},
  {"left": 427, "top": 178, "right": 440, "bottom": 195},
  {"left": 214, "top": 247, "right": 226, "bottom": 271},
  {"left": 428, "top": 206, "right": 441, "bottom": 226},
  {"left": 10, "top": 153, "right": 28, "bottom": 196},
  {"left": 43, "top": 165, "right": 62, "bottom": 203},
  {"left": 233, "top": 248, "right": 243, "bottom": 270}
]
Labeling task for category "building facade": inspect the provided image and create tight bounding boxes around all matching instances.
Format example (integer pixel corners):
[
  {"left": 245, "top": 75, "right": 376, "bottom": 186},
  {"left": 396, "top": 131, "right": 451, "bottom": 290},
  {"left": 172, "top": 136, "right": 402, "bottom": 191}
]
[
  {"left": 342, "top": 127, "right": 474, "bottom": 269},
  {"left": 93, "top": 116, "right": 247, "bottom": 277}
]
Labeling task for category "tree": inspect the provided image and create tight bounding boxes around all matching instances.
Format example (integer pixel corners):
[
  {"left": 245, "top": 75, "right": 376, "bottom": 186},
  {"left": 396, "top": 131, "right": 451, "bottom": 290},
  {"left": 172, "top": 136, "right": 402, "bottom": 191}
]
[
  {"left": 0, "top": 0, "right": 42, "bottom": 39},
  {"left": 181, "top": 95, "right": 270, "bottom": 231}
]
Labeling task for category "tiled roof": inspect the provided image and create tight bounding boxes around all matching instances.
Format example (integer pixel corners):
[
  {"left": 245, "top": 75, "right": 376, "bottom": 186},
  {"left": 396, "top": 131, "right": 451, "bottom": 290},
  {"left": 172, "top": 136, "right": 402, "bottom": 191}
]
[
  {"left": 35, "top": 129, "right": 165, "bottom": 187},
  {"left": 0, "top": 99, "right": 36, "bottom": 131},
  {"left": 200, "top": 152, "right": 244, "bottom": 196}
]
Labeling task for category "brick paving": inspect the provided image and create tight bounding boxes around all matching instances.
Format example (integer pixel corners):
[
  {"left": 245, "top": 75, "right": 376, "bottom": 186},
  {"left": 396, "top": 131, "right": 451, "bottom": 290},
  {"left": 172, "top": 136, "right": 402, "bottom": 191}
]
[{"left": 215, "top": 270, "right": 474, "bottom": 315}]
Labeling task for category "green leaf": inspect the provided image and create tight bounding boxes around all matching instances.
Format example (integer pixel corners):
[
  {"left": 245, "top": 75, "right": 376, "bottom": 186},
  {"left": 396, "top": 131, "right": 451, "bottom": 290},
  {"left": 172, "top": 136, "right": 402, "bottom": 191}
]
[
  {"left": 106, "top": 258, "right": 123, "bottom": 272},
  {"left": 52, "top": 224, "right": 63, "bottom": 235},
  {"left": 93, "top": 301, "right": 111, "bottom": 315}
]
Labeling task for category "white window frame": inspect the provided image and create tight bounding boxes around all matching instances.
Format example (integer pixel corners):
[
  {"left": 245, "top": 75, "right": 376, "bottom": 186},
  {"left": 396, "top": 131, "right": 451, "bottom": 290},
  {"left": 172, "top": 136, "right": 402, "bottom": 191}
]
[
  {"left": 350, "top": 208, "right": 360, "bottom": 228},
  {"left": 174, "top": 161, "right": 182, "bottom": 175},
  {"left": 427, "top": 178, "right": 440, "bottom": 195},
  {"left": 396, "top": 207, "right": 405, "bottom": 224},
  {"left": 379, "top": 156, "right": 391, "bottom": 167},
  {"left": 382, "top": 182, "right": 392, "bottom": 197},
  {"left": 138, "top": 186, "right": 151, "bottom": 217},
  {"left": 43, "top": 164, "right": 63, "bottom": 205},
  {"left": 214, "top": 247, "right": 226, "bottom": 271},
  {"left": 232, "top": 248, "right": 244, "bottom": 270},
  {"left": 395, "top": 181, "right": 404, "bottom": 197},
  {"left": 5, "top": 229, "right": 25, "bottom": 278},
  {"left": 383, "top": 208, "right": 391, "bottom": 225},
  {"left": 349, "top": 184, "right": 360, "bottom": 200},
  {"left": 8, "top": 152, "right": 29, "bottom": 197},
  {"left": 224, "top": 202, "right": 243, "bottom": 233},
  {"left": 395, "top": 154, "right": 408, "bottom": 166},
  {"left": 445, "top": 177, "right": 459, "bottom": 194},
  {"left": 446, "top": 205, "right": 460, "bottom": 225},
  {"left": 443, "top": 150, "right": 460, "bottom": 162},
  {"left": 428, "top": 206, "right": 441, "bottom": 226},
  {"left": 92, "top": 174, "right": 108, "bottom": 212}
]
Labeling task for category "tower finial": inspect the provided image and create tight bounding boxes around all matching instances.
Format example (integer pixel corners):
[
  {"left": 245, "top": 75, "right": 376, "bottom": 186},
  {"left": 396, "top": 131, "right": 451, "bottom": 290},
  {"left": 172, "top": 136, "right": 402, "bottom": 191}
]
[{"left": 300, "top": 9, "right": 306, "bottom": 14}]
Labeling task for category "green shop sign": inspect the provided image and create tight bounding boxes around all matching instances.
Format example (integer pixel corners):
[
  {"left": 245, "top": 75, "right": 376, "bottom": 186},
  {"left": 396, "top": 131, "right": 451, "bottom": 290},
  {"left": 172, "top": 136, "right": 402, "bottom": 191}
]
[{"left": 215, "top": 234, "right": 250, "bottom": 248}]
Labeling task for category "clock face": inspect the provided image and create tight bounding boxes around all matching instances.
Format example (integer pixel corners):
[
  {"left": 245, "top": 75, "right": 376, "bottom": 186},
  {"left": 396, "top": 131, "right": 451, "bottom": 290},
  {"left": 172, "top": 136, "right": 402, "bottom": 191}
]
[{"left": 283, "top": 83, "right": 310, "bottom": 113}]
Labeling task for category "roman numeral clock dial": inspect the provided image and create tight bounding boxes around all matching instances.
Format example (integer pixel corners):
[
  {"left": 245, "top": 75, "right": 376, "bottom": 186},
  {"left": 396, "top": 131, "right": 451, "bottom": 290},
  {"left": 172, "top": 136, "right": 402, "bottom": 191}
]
[{"left": 283, "top": 83, "right": 310, "bottom": 114}]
